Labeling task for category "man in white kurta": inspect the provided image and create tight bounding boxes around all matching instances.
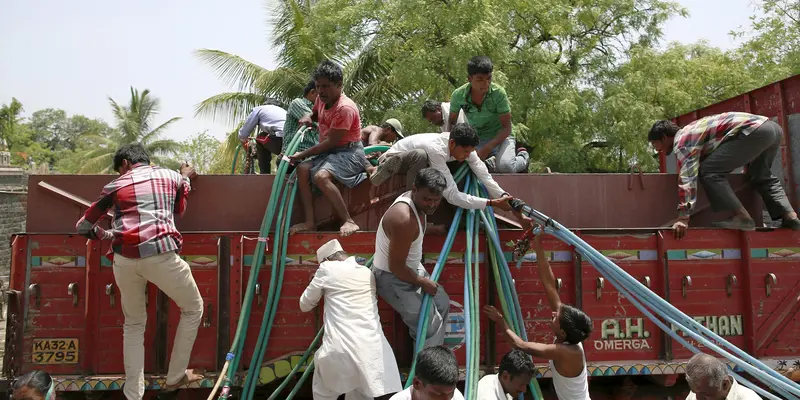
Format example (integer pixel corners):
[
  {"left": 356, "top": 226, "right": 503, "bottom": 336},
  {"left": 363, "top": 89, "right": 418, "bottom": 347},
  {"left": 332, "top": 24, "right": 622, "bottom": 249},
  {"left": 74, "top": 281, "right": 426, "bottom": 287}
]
[{"left": 300, "top": 239, "right": 403, "bottom": 400}]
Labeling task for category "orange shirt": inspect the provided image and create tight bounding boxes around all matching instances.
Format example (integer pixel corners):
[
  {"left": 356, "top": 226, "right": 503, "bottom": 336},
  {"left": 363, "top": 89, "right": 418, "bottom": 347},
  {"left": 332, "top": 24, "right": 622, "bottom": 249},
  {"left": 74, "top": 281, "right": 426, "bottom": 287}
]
[{"left": 314, "top": 94, "right": 362, "bottom": 146}]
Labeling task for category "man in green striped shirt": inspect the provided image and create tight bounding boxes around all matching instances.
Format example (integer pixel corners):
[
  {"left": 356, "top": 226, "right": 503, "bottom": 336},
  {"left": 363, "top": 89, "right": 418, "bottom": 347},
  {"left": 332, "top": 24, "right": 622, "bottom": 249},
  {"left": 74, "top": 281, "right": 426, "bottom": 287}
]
[{"left": 282, "top": 80, "right": 320, "bottom": 155}]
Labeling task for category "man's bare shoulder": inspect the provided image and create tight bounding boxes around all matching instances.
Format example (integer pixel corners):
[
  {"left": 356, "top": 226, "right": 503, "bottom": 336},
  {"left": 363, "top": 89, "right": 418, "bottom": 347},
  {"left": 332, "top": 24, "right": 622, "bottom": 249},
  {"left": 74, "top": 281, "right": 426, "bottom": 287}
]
[{"left": 383, "top": 202, "right": 418, "bottom": 233}]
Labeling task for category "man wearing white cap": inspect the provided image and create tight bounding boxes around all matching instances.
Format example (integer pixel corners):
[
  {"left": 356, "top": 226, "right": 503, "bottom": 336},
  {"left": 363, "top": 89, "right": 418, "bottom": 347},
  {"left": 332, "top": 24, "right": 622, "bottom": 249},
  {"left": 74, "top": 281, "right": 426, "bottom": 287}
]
[
  {"left": 300, "top": 239, "right": 402, "bottom": 400},
  {"left": 361, "top": 118, "right": 405, "bottom": 146}
]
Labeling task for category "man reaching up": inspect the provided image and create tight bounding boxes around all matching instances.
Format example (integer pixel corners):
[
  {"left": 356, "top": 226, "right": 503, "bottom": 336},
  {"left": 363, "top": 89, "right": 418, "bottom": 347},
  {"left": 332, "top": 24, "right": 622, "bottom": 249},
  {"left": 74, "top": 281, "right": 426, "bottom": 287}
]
[{"left": 485, "top": 229, "right": 592, "bottom": 400}]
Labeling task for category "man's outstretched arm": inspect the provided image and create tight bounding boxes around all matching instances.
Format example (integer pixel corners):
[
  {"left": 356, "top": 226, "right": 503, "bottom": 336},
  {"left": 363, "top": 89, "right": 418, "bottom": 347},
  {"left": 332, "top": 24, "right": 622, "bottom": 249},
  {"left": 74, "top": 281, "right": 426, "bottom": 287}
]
[
  {"left": 484, "top": 305, "right": 562, "bottom": 360},
  {"left": 535, "top": 231, "right": 561, "bottom": 312}
]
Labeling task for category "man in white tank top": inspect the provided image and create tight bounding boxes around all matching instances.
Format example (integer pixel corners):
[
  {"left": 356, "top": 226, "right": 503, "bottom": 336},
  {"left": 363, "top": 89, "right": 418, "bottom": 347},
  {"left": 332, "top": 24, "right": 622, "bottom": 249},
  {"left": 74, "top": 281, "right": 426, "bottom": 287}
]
[
  {"left": 373, "top": 168, "right": 452, "bottom": 348},
  {"left": 484, "top": 229, "right": 593, "bottom": 400}
]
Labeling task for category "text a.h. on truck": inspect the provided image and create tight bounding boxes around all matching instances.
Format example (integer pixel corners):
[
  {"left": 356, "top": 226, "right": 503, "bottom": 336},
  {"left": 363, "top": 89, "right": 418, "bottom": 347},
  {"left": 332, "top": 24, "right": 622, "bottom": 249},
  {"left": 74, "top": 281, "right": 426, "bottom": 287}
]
[{"left": 4, "top": 75, "right": 800, "bottom": 399}]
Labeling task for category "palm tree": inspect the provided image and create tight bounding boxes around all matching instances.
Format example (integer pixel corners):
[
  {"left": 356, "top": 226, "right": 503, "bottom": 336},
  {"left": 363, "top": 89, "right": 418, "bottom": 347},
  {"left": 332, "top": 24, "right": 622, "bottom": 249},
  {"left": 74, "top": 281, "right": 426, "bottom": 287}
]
[
  {"left": 194, "top": 0, "right": 399, "bottom": 160},
  {"left": 80, "top": 87, "right": 182, "bottom": 173}
]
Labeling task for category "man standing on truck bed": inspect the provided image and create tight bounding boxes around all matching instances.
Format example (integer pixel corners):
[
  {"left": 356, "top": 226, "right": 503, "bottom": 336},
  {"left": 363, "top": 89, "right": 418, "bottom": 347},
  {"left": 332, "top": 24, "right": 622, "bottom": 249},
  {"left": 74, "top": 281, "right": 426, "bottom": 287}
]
[
  {"left": 289, "top": 59, "right": 370, "bottom": 237},
  {"left": 448, "top": 56, "right": 529, "bottom": 173},
  {"left": 648, "top": 112, "right": 800, "bottom": 238},
  {"left": 75, "top": 144, "right": 204, "bottom": 400}
]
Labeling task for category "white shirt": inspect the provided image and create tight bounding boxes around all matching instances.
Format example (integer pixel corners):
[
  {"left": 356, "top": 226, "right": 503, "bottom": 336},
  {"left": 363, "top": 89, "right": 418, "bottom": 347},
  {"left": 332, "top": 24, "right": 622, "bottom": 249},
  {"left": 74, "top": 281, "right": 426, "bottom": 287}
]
[
  {"left": 686, "top": 379, "right": 762, "bottom": 400},
  {"left": 389, "top": 386, "right": 465, "bottom": 400},
  {"left": 477, "top": 374, "right": 513, "bottom": 400},
  {"left": 299, "top": 257, "right": 402, "bottom": 397},
  {"left": 383, "top": 132, "right": 506, "bottom": 209},
  {"left": 441, "top": 101, "right": 467, "bottom": 133},
  {"left": 238, "top": 104, "right": 287, "bottom": 139}
]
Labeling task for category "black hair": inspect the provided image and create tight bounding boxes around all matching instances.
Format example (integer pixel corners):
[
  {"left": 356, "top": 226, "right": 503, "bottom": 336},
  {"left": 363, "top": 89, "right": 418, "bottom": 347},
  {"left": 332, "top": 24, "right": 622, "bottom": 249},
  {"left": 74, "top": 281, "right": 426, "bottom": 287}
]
[
  {"left": 312, "top": 60, "right": 344, "bottom": 85},
  {"left": 380, "top": 122, "right": 398, "bottom": 134},
  {"left": 113, "top": 143, "right": 150, "bottom": 173},
  {"left": 12, "top": 370, "right": 52, "bottom": 400},
  {"left": 560, "top": 304, "right": 593, "bottom": 344},
  {"left": 263, "top": 97, "right": 284, "bottom": 108},
  {"left": 302, "top": 80, "right": 316, "bottom": 96},
  {"left": 416, "top": 345, "right": 459, "bottom": 387},
  {"left": 414, "top": 168, "right": 447, "bottom": 195},
  {"left": 449, "top": 123, "right": 480, "bottom": 148},
  {"left": 467, "top": 56, "right": 493, "bottom": 76},
  {"left": 648, "top": 120, "right": 680, "bottom": 141},
  {"left": 421, "top": 100, "right": 442, "bottom": 117},
  {"left": 499, "top": 349, "right": 535, "bottom": 379}
]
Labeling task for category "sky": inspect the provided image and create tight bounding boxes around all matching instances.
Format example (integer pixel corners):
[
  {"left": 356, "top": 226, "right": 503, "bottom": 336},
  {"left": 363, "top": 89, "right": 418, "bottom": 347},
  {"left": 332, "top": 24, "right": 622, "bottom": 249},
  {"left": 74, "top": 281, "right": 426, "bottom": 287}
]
[{"left": 0, "top": 0, "right": 762, "bottom": 143}]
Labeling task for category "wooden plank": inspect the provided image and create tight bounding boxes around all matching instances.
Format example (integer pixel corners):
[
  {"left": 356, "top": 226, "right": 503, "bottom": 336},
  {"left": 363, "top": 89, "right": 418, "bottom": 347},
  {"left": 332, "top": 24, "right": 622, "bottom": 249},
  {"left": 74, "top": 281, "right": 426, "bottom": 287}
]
[{"left": 37, "top": 181, "right": 113, "bottom": 219}]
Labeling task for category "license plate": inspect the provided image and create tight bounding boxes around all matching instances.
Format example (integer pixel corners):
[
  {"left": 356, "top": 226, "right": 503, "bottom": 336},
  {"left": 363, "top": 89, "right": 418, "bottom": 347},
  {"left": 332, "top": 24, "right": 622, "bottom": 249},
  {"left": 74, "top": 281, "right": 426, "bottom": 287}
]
[{"left": 32, "top": 338, "right": 79, "bottom": 364}]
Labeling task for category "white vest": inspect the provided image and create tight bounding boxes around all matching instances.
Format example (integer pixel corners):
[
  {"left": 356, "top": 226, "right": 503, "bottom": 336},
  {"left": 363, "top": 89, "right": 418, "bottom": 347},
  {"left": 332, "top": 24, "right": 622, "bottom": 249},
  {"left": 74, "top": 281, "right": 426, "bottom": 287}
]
[
  {"left": 549, "top": 342, "right": 591, "bottom": 400},
  {"left": 373, "top": 192, "right": 425, "bottom": 272}
]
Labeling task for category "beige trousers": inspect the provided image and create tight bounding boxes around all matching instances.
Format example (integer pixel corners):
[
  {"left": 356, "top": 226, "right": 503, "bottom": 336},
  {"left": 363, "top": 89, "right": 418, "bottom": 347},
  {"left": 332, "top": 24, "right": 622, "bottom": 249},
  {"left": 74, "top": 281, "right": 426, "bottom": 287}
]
[{"left": 113, "top": 251, "right": 204, "bottom": 400}]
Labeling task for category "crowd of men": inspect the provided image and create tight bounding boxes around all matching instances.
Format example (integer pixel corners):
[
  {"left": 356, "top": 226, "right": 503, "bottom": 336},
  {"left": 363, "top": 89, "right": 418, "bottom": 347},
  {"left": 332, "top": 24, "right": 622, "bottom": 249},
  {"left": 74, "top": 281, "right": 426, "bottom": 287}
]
[{"left": 67, "top": 56, "right": 800, "bottom": 400}]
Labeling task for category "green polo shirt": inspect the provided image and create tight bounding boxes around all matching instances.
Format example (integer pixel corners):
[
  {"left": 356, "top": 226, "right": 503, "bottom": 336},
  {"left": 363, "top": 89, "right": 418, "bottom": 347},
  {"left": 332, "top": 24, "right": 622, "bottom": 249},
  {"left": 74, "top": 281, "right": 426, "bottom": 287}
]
[{"left": 449, "top": 82, "right": 513, "bottom": 141}]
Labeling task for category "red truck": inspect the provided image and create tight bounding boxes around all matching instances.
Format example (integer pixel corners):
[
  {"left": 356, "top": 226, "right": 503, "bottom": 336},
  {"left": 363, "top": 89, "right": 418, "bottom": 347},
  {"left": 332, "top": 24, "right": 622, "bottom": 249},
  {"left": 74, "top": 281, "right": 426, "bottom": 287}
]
[{"left": 3, "top": 76, "right": 800, "bottom": 399}]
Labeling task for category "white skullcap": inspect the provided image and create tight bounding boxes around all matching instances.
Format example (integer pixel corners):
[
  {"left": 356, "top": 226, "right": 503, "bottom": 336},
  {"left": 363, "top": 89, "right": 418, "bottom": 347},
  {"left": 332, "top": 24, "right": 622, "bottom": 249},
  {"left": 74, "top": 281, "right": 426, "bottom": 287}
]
[{"left": 316, "top": 239, "right": 344, "bottom": 262}]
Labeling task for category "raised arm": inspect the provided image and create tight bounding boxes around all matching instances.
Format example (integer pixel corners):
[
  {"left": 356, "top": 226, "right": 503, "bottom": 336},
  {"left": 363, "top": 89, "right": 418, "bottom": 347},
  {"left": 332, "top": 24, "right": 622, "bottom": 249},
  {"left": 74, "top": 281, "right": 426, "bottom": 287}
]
[
  {"left": 484, "top": 305, "right": 564, "bottom": 360},
  {"left": 535, "top": 231, "right": 561, "bottom": 312}
]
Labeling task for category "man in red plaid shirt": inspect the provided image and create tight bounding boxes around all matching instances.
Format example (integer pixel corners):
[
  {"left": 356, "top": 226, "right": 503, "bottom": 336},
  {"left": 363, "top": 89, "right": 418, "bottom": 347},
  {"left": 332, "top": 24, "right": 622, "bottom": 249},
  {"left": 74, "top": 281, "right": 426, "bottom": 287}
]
[
  {"left": 649, "top": 112, "right": 800, "bottom": 239},
  {"left": 76, "top": 144, "right": 204, "bottom": 399}
]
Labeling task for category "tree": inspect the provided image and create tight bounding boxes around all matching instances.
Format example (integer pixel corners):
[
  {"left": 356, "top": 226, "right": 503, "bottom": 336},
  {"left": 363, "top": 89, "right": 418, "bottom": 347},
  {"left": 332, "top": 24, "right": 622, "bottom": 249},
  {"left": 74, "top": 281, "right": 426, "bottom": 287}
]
[
  {"left": 0, "top": 98, "right": 24, "bottom": 149},
  {"left": 733, "top": 0, "right": 800, "bottom": 83},
  {"left": 0, "top": 99, "right": 52, "bottom": 169},
  {"left": 81, "top": 87, "right": 182, "bottom": 173},
  {"left": 176, "top": 131, "right": 223, "bottom": 174},
  {"left": 196, "top": 0, "right": 685, "bottom": 169}
]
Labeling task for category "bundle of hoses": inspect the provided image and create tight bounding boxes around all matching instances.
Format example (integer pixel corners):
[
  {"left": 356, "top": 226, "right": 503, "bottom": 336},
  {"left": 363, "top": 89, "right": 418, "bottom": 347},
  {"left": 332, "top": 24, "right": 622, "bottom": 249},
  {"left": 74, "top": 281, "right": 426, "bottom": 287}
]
[
  {"left": 210, "top": 133, "right": 390, "bottom": 399},
  {"left": 511, "top": 200, "right": 800, "bottom": 400},
  {"left": 403, "top": 169, "right": 544, "bottom": 400}
]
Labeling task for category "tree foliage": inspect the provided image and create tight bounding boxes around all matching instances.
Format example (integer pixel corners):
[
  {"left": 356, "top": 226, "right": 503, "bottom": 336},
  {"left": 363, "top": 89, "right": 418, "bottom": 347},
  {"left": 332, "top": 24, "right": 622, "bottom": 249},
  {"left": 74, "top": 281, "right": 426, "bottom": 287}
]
[
  {"left": 176, "top": 131, "right": 223, "bottom": 174},
  {"left": 80, "top": 88, "right": 182, "bottom": 173}
]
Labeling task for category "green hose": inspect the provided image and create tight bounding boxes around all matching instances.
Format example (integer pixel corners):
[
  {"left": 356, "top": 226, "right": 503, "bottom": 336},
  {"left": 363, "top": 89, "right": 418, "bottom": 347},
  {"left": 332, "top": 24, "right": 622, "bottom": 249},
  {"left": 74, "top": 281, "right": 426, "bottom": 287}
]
[
  {"left": 242, "top": 170, "right": 299, "bottom": 399},
  {"left": 217, "top": 128, "right": 308, "bottom": 398},
  {"left": 231, "top": 144, "right": 242, "bottom": 174},
  {"left": 266, "top": 328, "right": 323, "bottom": 400},
  {"left": 285, "top": 361, "right": 315, "bottom": 400}
]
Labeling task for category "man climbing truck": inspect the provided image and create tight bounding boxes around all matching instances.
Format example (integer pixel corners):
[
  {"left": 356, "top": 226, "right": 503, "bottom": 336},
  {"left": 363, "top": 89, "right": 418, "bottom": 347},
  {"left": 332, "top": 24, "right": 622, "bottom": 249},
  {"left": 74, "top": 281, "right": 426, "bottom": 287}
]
[
  {"left": 75, "top": 144, "right": 204, "bottom": 400},
  {"left": 648, "top": 112, "right": 800, "bottom": 239}
]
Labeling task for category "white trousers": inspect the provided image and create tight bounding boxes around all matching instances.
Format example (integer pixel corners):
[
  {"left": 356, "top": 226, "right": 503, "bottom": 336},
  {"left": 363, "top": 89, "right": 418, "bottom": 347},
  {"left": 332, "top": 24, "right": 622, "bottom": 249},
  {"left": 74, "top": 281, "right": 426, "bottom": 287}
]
[{"left": 113, "top": 251, "right": 204, "bottom": 400}]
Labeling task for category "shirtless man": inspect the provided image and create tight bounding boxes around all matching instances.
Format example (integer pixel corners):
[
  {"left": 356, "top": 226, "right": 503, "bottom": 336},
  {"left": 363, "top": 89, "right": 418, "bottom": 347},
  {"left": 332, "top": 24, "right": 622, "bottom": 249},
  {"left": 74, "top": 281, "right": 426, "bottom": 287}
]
[
  {"left": 373, "top": 168, "right": 451, "bottom": 348},
  {"left": 485, "top": 229, "right": 593, "bottom": 400},
  {"left": 361, "top": 118, "right": 404, "bottom": 146}
]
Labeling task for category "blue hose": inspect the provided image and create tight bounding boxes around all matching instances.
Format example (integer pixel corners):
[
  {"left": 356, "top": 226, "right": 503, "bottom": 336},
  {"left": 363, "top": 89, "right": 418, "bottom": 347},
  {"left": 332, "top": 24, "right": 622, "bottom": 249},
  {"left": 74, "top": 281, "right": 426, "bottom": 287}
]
[
  {"left": 513, "top": 200, "right": 800, "bottom": 399},
  {"left": 558, "top": 229, "right": 793, "bottom": 400}
]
